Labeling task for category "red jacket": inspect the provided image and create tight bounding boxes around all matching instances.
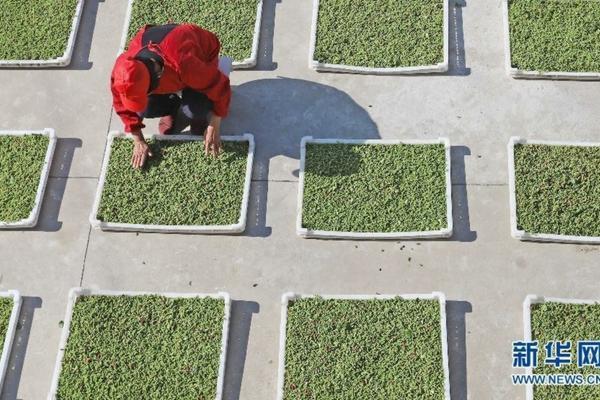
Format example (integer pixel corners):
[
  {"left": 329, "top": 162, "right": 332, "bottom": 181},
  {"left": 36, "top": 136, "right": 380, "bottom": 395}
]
[{"left": 111, "top": 24, "right": 231, "bottom": 133}]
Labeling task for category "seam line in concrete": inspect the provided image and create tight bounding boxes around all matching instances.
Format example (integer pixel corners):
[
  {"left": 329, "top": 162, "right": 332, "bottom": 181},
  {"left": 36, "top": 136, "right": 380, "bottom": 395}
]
[
  {"left": 79, "top": 225, "right": 92, "bottom": 286},
  {"left": 78, "top": 105, "right": 115, "bottom": 287}
]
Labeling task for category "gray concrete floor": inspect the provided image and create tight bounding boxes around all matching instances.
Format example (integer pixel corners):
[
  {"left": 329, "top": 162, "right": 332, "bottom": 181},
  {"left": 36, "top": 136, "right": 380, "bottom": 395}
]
[{"left": 0, "top": 0, "right": 599, "bottom": 399}]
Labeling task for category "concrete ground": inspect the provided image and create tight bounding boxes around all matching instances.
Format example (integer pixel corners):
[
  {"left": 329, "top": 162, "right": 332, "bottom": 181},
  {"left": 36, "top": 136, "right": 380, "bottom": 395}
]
[{"left": 0, "top": 0, "right": 599, "bottom": 399}]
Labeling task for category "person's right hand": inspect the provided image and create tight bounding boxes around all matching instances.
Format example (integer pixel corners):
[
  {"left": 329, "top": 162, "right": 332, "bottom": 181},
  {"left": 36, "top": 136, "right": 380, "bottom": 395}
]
[
  {"left": 204, "top": 115, "right": 222, "bottom": 157},
  {"left": 131, "top": 131, "right": 152, "bottom": 169}
]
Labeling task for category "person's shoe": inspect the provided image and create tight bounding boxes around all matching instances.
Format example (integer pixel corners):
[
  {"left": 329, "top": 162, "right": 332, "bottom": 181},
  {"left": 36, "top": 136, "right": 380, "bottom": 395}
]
[
  {"left": 158, "top": 114, "right": 176, "bottom": 135},
  {"left": 189, "top": 119, "right": 208, "bottom": 136}
]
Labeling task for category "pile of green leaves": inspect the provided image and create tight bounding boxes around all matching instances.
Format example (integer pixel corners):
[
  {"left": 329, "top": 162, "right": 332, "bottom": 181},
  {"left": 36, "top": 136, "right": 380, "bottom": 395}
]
[
  {"left": 0, "top": 135, "right": 49, "bottom": 222},
  {"left": 97, "top": 138, "right": 248, "bottom": 226},
  {"left": 314, "top": 0, "right": 444, "bottom": 68},
  {"left": 57, "top": 295, "right": 225, "bottom": 400},
  {"left": 0, "top": 0, "right": 79, "bottom": 61},
  {"left": 0, "top": 297, "right": 13, "bottom": 349},
  {"left": 126, "top": 0, "right": 260, "bottom": 62},
  {"left": 531, "top": 302, "right": 600, "bottom": 399},
  {"left": 302, "top": 143, "right": 448, "bottom": 233},
  {"left": 284, "top": 297, "right": 445, "bottom": 399},
  {"left": 509, "top": 0, "right": 600, "bottom": 72},
  {"left": 514, "top": 144, "right": 600, "bottom": 237}
]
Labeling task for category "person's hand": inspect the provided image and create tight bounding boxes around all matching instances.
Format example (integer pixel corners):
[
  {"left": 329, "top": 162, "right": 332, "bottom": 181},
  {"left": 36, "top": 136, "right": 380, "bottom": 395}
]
[
  {"left": 204, "top": 115, "right": 222, "bottom": 157},
  {"left": 131, "top": 130, "right": 152, "bottom": 169}
]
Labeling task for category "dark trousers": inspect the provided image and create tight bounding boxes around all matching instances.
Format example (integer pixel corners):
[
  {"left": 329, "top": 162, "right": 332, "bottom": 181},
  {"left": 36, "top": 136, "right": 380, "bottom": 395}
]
[{"left": 140, "top": 88, "right": 213, "bottom": 121}]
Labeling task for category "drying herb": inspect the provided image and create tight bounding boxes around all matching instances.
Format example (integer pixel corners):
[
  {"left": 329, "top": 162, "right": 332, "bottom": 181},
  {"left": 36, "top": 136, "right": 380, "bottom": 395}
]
[
  {"left": 283, "top": 297, "right": 445, "bottom": 399},
  {"left": 56, "top": 295, "right": 225, "bottom": 399},
  {"left": 302, "top": 143, "right": 448, "bottom": 233},
  {"left": 314, "top": 0, "right": 444, "bottom": 68},
  {"left": 126, "top": 0, "right": 260, "bottom": 62},
  {"left": 97, "top": 138, "right": 249, "bottom": 226},
  {"left": 514, "top": 144, "right": 600, "bottom": 237},
  {"left": 509, "top": 0, "right": 600, "bottom": 72},
  {"left": 0, "top": 134, "right": 50, "bottom": 222},
  {"left": 0, "top": 0, "right": 79, "bottom": 60},
  {"left": 531, "top": 301, "right": 600, "bottom": 399},
  {"left": 0, "top": 298, "right": 13, "bottom": 351}
]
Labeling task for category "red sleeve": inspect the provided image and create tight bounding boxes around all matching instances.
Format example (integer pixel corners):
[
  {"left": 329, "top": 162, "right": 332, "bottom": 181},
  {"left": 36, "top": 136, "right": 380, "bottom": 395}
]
[
  {"left": 110, "top": 75, "right": 145, "bottom": 133},
  {"left": 179, "top": 56, "right": 231, "bottom": 117},
  {"left": 110, "top": 28, "right": 147, "bottom": 133},
  {"left": 166, "top": 25, "right": 231, "bottom": 117}
]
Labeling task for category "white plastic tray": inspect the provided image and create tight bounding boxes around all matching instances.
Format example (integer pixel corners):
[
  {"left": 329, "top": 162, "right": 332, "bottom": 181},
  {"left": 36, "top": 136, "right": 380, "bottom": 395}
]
[
  {"left": 308, "top": 0, "right": 449, "bottom": 74},
  {"left": 0, "top": 291, "right": 21, "bottom": 393},
  {"left": 0, "top": 129, "right": 57, "bottom": 229},
  {"left": 277, "top": 292, "right": 451, "bottom": 400},
  {"left": 119, "top": 0, "right": 263, "bottom": 69},
  {"left": 522, "top": 295, "right": 600, "bottom": 400},
  {"left": 507, "top": 136, "right": 600, "bottom": 244},
  {"left": 89, "top": 132, "right": 255, "bottom": 234},
  {"left": 297, "top": 137, "right": 453, "bottom": 239},
  {"left": 48, "top": 288, "right": 231, "bottom": 400},
  {"left": 502, "top": 0, "right": 600, "bottom": 80},
  {"left": 0, "top": 0, "right": 85, "bottom": 67}
]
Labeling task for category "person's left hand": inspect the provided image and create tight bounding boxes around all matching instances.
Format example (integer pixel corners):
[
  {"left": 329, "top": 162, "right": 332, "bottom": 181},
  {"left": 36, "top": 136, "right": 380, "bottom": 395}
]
[{"left": 205, "top": 115, "right": 222, "bottom": 157}]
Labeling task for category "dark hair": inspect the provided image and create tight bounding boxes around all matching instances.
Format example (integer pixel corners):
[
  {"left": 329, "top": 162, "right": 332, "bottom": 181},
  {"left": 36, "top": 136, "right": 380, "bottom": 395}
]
[{"left": 135, "top": 48, "right": 164, "bottom": 92}]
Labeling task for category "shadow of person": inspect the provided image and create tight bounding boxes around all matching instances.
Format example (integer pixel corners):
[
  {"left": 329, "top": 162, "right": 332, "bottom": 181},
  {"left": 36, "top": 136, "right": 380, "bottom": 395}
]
[
  {"left": 223, "top": 77, "right": 381, "bottom": 236},
  {"left": 226, "top": 77, "right": 381, "bottom": 178}
]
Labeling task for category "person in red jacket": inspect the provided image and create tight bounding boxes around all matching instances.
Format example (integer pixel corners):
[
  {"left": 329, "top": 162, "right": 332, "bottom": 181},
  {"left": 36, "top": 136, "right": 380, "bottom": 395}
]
[{"left": 111, "top": 23, "right": 232, "bottom": 168}]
